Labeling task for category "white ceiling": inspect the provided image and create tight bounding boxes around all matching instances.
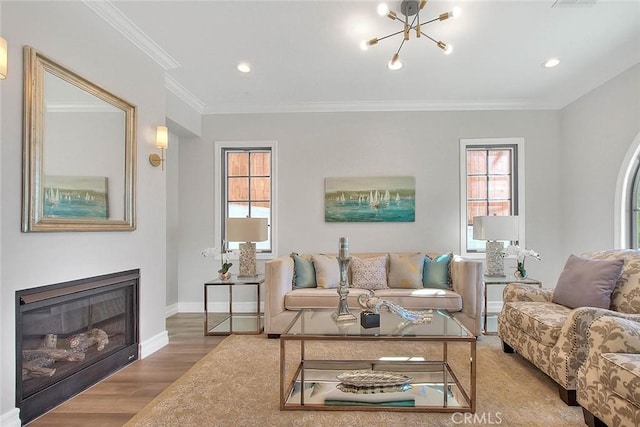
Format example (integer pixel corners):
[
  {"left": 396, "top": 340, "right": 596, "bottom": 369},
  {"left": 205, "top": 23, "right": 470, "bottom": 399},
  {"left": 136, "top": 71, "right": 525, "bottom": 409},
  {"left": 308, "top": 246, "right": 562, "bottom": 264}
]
[{"left": 90, "top": 0, "right": 639, "bottom": 114}]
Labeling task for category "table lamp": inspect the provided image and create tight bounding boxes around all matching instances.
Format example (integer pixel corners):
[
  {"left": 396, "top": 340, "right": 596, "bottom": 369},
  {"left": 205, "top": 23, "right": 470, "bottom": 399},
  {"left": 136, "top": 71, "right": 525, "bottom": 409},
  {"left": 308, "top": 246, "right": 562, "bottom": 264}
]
[
  {"left": 226, "top": 217, "right": 268, "bottom": 277},
  {"left": 473, "top": 215, "right": 519, "bottom": 277}
]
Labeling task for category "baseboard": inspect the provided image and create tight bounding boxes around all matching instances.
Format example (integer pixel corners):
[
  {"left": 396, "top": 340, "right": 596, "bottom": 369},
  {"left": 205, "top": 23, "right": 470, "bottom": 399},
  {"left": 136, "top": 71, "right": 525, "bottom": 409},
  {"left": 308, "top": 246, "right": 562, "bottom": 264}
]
[
  {"left": 139, "top": 330, "right": 169, "bottom": 359},
  {"left": 165, "top": 302, "right": 179, "bottom": 318},
  {"left": 0, "top": 408, "right": 21, "bottom": 427}
]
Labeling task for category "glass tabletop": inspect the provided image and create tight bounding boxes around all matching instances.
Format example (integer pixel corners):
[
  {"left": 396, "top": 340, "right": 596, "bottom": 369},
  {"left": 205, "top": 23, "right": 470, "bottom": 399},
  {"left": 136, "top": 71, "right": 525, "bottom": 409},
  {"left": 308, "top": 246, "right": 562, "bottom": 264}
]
[{"left": 283, "top": 309, "right": 473, "bottom": 339}]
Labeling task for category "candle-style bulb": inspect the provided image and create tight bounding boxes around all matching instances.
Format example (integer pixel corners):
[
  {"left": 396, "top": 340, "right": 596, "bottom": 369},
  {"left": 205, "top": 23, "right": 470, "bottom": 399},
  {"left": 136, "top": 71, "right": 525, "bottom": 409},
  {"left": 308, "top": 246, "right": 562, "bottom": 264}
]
[{"left": 339, "top": 237, "right": 349, "bottom": 258}]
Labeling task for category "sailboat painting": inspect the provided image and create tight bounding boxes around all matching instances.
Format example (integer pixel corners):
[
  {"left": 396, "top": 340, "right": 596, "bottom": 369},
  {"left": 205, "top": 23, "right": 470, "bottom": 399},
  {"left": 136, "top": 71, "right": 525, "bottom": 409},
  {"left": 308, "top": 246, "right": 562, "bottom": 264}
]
[
  {"left": 325, "top": 176, "right": 415, "bottom": 222},
  {"left": 43, "top": 176, "right": 108, "bottom": 219}
]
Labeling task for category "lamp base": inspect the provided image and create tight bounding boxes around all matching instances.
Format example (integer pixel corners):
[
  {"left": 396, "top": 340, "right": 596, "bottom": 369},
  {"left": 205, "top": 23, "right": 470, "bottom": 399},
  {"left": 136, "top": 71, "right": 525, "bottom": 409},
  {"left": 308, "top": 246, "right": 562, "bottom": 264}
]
[
  {"left": 485, "top": 240, "right": 506, "bottom": 277},
  {"left": 239, "top": 242, "right": 257, "bottom": 277}
]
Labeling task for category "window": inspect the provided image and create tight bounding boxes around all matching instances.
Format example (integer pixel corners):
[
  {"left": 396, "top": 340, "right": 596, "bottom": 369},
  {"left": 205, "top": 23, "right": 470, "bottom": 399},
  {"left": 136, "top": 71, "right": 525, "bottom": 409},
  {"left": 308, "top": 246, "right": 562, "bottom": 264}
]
[
  {"left": 630, "top": 160, "right": 640, "bottom": 248},
  {"left": 460, "top": 138, "right": 525, "bottom": 255},
  {"left": 215, "top": 141, "right": 277, "bottom": 256}
]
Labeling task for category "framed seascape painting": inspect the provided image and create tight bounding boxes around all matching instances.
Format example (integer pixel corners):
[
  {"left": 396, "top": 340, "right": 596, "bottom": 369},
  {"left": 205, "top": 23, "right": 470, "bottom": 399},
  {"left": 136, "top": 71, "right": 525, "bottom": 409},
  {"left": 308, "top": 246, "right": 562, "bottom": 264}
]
[
  {"left": 43, "top": 176, "right": 108, "bottom": 219},
  {"left": 325, "top": 176, "right": 415, "bottom": 222}
]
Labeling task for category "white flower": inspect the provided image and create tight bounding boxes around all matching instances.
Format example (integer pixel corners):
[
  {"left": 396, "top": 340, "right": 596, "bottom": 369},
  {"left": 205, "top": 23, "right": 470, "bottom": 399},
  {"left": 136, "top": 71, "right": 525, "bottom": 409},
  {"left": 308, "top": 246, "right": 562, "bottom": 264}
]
[
  {"left": 503, "top": 245, "right": 541, "bottom": 263},
  {"left": 201, "top": 245, "right": 233, "bottom": 274},
  {"left": 201, "top": 247, "right": 219, "bottom": 258}
]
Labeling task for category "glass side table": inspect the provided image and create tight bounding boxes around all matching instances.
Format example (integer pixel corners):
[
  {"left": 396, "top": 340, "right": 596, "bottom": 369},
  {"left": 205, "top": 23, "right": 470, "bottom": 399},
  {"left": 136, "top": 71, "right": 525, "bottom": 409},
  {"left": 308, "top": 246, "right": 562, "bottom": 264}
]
[
  {"left": 204, "top": 274, "right": 264, "bottom": 336},
  {"left": 483, "top": 275, "right": 542, "bottom": 335}
]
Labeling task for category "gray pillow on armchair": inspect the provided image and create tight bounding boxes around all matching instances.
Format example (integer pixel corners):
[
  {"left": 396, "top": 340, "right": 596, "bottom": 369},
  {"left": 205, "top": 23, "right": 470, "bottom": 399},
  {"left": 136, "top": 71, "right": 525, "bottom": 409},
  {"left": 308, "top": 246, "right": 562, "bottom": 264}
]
[{"left": 552, "top": 254, "right": 624, "bottom": 309}]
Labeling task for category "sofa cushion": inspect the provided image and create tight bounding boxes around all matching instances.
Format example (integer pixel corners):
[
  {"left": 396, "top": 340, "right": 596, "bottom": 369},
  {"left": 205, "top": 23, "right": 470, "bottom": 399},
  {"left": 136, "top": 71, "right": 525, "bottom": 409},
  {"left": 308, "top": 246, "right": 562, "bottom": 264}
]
[
  {"left": 552, "top": 254, "right": 624, "bottom": 309},
  {"left": 284, "top": 288, "right": 371, "bottom": 309},
  {"left": 291, "top": 254, "right": 316, "bottom": 289},
  {"left": 374, "top": 288, "right": 462, "bottom": 311},
  {"left": 388, "top": 253, "right": 423, "bottom": 289},
  {"left": 311, "top": 254, "right": 340, "bottom": 289},
  {"left": 351, "top": 255, "right": 388, "bottom": 290},
  {"left": 600, "top": 352, "right": 640, "bottom": 404},
  {"left": 423, "top": 253, "right": 452, "bottom": 289},
  {"left": 501, "top": 301, "right": 571, "bottom": 346}
]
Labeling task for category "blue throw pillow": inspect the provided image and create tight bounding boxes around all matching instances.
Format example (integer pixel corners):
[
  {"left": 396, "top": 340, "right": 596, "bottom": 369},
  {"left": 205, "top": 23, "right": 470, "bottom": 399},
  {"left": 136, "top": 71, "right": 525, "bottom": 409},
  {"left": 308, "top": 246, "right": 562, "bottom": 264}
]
[
  {"left": 423, "top": 253, "right": 452, "bottom": 289},
  {"left": 291, "top": 254, "right": 316, "bottom": 289}
]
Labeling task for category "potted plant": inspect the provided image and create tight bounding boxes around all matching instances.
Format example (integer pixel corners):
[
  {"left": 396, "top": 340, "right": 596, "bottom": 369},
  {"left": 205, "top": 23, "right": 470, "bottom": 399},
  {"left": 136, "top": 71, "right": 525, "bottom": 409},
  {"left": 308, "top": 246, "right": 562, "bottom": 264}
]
[
  {"left": 503, "top": 245, "right": 540, "bottom": 279},
  {"left": 201, "top": 243, "right": 233, "bottom": 280}
]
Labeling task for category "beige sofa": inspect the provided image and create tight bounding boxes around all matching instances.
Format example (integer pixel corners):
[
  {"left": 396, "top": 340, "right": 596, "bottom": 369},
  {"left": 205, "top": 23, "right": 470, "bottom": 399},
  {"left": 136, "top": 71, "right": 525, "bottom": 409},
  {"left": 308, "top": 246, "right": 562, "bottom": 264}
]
[
  {"left": 264, "top": 252, "right": 483, "bottom": 337},
  {"left": 578, "top": 316, "right": 640, "bottom": 427},
  {"left": 498, "top": 249, "right": 640, "bottom": 406}
]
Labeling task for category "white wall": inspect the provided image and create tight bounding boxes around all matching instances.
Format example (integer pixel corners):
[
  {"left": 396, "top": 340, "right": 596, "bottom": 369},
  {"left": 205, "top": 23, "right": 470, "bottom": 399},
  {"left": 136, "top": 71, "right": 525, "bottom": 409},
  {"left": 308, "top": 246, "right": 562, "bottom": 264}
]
[
  {"left": 1, "top": 2, "right": 167, "bottom": 422},
  {"left": 166, "top": 130, "right": 180, "bottom": 314},
  {"left": 560, "top": 64, "right": 640, "bottom": 255},
  {"left": 177, "top": 110, "right": 564, "bottom": 310},
  {"left": 0, "top": 3, "right": 5, "bottom": 423}
]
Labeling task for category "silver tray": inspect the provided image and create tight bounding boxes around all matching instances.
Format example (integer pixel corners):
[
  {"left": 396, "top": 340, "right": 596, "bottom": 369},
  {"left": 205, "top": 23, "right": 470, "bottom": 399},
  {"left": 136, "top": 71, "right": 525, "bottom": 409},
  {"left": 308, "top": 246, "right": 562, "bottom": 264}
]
[
  {"left": 336, "top": 383, "right": 413, "bottom": 394},
  {"left": 336, "top": 370, "right": 413, "bottom": 387}
]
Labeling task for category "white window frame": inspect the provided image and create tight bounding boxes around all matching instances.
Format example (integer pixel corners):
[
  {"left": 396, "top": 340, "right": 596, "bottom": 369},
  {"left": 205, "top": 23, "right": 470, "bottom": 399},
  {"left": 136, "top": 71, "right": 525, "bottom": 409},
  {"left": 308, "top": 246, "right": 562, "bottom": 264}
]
[
  {"left": 459, "top": 137, "right": 526, "bottom": 258},
  {"left": 614, "top": 131, "right": 640, "bottom": 249},
  {"left": 214, "top": 140, "right": 278, "bottom": 260}
]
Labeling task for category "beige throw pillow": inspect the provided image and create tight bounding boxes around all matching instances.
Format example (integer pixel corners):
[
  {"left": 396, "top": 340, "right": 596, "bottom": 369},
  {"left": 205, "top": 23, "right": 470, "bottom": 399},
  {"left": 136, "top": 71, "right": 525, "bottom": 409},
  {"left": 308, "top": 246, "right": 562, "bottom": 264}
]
[
  {"left": 351, "top": 255, "right": 388, "bottom": 290},
  {"left": 388, "top": 253, "right": 424, "bottom": 289},
  {"left": 311, "top": 254, "right": 340, "bottom": 288}
]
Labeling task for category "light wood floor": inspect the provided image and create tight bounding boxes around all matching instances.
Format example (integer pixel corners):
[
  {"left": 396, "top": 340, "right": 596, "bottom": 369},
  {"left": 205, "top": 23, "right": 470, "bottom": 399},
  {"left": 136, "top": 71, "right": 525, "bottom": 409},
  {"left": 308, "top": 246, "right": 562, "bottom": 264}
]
[{"left": 28, "top": 313, "right": 226, "bottom": 426}]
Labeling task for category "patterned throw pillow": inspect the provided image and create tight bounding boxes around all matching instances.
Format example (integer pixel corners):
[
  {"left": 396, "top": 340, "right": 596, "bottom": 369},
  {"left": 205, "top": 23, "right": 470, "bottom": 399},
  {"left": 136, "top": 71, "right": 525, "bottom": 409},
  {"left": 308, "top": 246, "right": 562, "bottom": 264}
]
[
  {"left": 290, "top": 253, "right": 316, "bottom": 289},
  {"left": 388, "top": 253, "right": 424, "bottom": 289},
  {"left": 423, "top": 253, "right": 453, "bottom": 289},
  {"left": 350, "top": 255, "right": 388, "bottom": 290},
  {"left": 311, "top": 254, "right": 340, "bottom": 288}
]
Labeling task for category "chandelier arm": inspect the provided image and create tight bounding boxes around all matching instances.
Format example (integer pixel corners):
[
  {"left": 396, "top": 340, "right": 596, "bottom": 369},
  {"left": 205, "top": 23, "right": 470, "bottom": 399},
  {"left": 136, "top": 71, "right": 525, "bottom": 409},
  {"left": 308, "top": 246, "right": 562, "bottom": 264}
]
[
  {"left": 375, "top": 29, "right": 407, "bottom": 43},
  {"left": 417, "top": 17, "right": 440, "bottom": 26},
  {"left": 420, "top": 32, "right": 439, "bottom": 44},
  {"left": 395, "top": 37, "right": 408, "bottom": 56}
]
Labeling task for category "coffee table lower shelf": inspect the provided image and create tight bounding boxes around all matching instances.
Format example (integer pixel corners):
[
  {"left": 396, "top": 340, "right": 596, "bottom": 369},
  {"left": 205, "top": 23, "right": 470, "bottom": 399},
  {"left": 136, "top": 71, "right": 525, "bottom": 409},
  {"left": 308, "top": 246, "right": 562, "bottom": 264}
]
[{"left": 281, "top": 359, "right": 472, "bottom": 412}]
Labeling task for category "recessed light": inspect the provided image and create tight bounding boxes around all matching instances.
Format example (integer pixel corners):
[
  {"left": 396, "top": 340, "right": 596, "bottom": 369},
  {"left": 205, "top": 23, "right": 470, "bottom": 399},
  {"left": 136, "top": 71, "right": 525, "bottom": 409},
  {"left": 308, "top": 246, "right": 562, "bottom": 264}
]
[
  {"left": 237, "top": 62, "right": 251, "bottom": 73},
  {"left": 543, "top": 58, "right": 560, "bottom": 68}
]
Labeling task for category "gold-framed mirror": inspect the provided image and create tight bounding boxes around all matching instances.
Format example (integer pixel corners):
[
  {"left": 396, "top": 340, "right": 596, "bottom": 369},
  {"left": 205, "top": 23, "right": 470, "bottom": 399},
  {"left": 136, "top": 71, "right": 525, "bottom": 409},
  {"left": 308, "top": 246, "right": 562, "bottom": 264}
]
[{"left": 22, "top": 46, "right": 136, "bottom": 232}]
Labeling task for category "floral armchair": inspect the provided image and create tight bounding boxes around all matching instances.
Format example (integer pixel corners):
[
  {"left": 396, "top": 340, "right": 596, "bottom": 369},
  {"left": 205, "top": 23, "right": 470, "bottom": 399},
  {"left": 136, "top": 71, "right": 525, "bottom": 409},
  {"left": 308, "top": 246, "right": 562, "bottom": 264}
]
[
  {"left": 577, "top": 316, "right": 640, "bottom": 427},
  {"left": 497, "top": 250, "right": 640, "bottom": 406}
]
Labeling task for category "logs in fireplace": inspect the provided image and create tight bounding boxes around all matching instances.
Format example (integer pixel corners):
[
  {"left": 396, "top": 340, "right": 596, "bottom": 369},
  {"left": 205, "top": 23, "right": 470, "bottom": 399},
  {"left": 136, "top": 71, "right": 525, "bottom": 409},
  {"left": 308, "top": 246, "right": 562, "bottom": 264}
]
[{"left": 16, "top": 270, "right": 139, "bottom": 424}]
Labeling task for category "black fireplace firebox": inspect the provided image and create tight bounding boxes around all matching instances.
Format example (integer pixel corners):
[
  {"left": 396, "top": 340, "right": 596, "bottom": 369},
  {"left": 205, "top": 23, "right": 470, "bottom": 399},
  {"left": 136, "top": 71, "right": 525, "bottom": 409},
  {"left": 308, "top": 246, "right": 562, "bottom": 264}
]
[{"left": 16, "top": 269, "right": 139, "bottom": 424}]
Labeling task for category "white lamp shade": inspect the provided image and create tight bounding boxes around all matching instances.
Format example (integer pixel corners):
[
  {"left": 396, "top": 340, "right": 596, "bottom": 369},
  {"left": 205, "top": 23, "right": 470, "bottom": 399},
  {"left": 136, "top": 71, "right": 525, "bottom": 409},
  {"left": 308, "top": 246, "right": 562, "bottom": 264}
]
[
  {"left": 226, "top": 217, "right": 268, "bottom": 242},
  {"left": 0, "top": 37, "right": 7, "bottom": 79},
  {"left": 156, "top": 125, "right": 168, "bottom": 149},
  {"left": 473, "top": 216, "right": 519, "bottom": 241}
]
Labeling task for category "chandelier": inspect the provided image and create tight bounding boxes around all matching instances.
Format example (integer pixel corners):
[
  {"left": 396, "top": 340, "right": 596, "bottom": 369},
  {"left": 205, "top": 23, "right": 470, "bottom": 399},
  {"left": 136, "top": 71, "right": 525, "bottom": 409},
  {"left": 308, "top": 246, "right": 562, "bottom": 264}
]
[{"left": 363, "top": 0, "right": 460, "bottom": 70}]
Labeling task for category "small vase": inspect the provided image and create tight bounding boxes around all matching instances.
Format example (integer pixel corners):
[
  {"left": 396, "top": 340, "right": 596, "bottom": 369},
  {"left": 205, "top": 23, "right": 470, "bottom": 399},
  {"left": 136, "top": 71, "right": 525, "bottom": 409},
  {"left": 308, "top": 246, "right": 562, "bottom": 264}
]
[
  {"left": 218, "top": 272, "right": 231, "bottom": 281},
  {"left": 515, "top": 262, "right": 527, "bottom": 279}
]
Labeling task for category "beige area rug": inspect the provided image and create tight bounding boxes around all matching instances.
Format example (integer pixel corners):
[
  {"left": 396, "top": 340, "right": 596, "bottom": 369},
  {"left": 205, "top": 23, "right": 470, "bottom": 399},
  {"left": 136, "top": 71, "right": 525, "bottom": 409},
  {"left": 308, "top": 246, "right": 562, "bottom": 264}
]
[{"left": 125, "top": 334, "right": 583, "bottom": 427}]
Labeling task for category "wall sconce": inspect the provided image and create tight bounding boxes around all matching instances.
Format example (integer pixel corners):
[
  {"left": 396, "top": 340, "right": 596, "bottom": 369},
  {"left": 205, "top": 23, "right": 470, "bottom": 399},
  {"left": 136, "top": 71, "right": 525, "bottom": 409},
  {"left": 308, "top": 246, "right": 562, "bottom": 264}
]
[
  {"left": 0, "top": 37, "right": 8, "bottom": 79},
  {"left": 149, "top": 125, "right": 168, "bottom": 170}
]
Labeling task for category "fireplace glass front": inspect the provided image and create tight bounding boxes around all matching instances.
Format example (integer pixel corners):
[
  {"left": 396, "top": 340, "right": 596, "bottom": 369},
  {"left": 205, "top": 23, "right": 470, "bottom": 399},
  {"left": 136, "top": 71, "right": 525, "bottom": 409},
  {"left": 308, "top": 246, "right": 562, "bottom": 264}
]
[{"left": 16, "top": 270, "right": 139, "bottom": 424}]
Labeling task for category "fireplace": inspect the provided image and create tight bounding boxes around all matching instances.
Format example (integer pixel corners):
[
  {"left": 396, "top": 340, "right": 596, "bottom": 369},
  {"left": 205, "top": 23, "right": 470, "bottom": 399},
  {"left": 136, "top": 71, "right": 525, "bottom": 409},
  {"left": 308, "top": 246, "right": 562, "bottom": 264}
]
[{"left": 16, "top": 269, "right": 139, "bottom": 424}]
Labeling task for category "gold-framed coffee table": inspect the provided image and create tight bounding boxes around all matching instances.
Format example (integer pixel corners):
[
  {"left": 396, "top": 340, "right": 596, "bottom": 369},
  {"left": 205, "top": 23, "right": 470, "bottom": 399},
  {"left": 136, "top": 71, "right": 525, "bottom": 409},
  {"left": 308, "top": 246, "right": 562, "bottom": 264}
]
[{"left": 279, "top": 308, "right": 476, "bottom": 412}]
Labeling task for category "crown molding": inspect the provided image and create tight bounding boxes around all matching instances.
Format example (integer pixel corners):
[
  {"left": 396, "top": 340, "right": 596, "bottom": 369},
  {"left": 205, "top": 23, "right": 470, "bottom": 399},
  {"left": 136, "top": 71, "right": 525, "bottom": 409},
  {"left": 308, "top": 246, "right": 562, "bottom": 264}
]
[
  {"left": 201, "top": 99, "right": 562, "bottom": 115},
  {"left": 82, "top": 0, "right": 180, "bottom": 70},
  {"left": 165, "top": 75, "right": 206, "bottom": 114}
]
